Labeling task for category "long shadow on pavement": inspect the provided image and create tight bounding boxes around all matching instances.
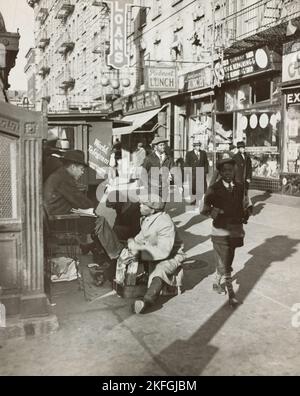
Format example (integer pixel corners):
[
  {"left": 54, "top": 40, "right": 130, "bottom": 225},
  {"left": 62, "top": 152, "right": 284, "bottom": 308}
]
[
  {"left": 140, "top": 235, "right": 300, "bottom": 376},
  {"left": 250, "top": 191, "right": 272, "bottom": 218}
]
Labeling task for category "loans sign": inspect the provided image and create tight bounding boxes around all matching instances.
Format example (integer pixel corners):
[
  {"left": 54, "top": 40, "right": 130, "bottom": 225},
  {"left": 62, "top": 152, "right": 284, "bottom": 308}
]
[{"left": 106, "top": 0, "right": 133, "bottom": 69}]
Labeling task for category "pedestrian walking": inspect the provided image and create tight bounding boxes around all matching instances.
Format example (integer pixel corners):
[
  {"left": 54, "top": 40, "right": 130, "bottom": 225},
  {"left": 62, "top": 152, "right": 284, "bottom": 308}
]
[
  {"left": 233, "top": 141, "right": 252, "bottom": 192},
  {"left": 201, "top": 153, "right": 251, "bottom": 307},
  {"left": 185, "top": 137, "right": 209, "bottom": 202},
  {"left": 141, "top": 136, "right": 174, "bottom": 201}
]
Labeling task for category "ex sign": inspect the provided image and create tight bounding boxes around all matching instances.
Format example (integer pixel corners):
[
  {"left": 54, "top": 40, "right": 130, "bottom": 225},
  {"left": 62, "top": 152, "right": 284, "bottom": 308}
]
[
  {"left": 106, "top": 0, "right": 133, "bottom": 69},
  {"left": 286, "top": 89, "right": 300, "bottom": 105}
]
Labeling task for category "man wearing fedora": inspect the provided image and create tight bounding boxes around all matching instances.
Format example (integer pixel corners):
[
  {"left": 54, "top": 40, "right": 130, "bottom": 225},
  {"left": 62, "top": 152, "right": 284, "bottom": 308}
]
[
  {"left": 128, "top": 194, "right": 186, "bottom": 314},
  {"left": 185, "top": 137, "right": 209, "bottom": 198},
  {"left": 141, "top": 136, "right": 174, "bottom": 201},
  {"left": 201, "top": 153, "right": 249, "bottom": 307},
  {"left": 233, "top": 141, "right": 252, "bottom": 192},
  {"left": 44, "top": 150, "right": 123, "bottom": 280}
]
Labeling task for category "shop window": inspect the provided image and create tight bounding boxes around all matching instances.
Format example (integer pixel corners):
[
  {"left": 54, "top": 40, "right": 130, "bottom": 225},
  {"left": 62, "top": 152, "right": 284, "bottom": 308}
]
[
  {"left": 241, "top": 110, "right": 281, "bottom": 179},
  {"left": 0, "top": 134, "right": 18, "bottom": 219},
  {"left": 285, "top": 100, "right": 300, "bottom": 174},
  {"left": 215, "top": 114, "right": 234, "bottom": 151},
  {"left": 251, "top": 79, "right": 271, "bottom": 103}
]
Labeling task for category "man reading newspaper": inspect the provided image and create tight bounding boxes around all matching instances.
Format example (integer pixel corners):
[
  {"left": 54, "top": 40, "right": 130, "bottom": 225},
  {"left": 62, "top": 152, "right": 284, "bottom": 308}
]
[{"left": 44, "top": 150, "right": 123, "bottom": 283}]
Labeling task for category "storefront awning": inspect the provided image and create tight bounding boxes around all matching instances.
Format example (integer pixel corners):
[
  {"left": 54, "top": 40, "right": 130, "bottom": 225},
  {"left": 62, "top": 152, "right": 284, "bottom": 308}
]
[{"left": 112, "top": 105, "right": 168, "bottom": 136}]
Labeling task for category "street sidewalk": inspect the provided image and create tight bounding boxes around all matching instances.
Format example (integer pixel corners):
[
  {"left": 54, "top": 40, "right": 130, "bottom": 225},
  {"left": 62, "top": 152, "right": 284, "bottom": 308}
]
[{"left": 0, "top": 190, "right": 300, "bottom": 376}]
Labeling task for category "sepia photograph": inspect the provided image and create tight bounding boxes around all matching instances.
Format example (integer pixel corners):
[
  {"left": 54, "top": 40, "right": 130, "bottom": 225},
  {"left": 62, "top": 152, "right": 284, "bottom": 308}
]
[{"left": 0, "top": 0, "right": 300, "bottom": 379}]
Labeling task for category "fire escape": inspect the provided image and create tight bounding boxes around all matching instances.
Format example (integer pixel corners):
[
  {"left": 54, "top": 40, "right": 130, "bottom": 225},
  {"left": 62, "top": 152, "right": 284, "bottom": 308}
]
[
  {"left": 91, "top": 1, "right": 115, "bottom": 108},
  {"left": 223, "top": 0, "right": 300, "bottom": 56},
  {"left": 37, "top": 30, "right": 50, "bottom": 51},
  {"left": 27, "top": 0, "right": 40, "bottom": 8},
  {"left": 56, "top": 31, "right": 75, "bottom": 56},
  {"left": 55, "top": 0, "right": 75, "bottom": 22}
]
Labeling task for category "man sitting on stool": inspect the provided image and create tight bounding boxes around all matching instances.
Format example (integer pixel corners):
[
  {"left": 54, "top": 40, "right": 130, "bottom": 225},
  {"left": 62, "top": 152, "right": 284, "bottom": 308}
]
[
  {"left": 44, "top": 150, "right": 124, "bottom": 282},
  {"left": 128, "top": 194, "right": 186, "bottom": 314}
]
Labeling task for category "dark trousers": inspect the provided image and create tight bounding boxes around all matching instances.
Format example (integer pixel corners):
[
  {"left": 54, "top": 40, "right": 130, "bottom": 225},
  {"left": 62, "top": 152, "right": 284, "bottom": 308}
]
[
  {"left": 93, "top": 216, "right": 124, "bottom": 260},
  {"left": 212, "top": 236, "right": 237, "bottom": 298},
  {"left": 79, "top": 216, "right": 123, "bottom": 282},
  {"left": 144, "top": 277, "right": 164, "bottom": 305}
]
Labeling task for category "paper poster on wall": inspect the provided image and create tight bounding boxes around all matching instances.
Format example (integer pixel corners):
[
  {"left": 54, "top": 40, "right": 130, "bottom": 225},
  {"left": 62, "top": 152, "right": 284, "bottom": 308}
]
[
  {"left": 288, "top": 142, "right": 299, "bottom": 160},
  {"left": 288, "top": 119, "right": 299, "bottom": 138}
]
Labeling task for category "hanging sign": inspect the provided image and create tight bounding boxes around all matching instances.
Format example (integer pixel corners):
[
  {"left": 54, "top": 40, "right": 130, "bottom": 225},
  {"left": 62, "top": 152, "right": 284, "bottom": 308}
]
[
  {"left": 122, "top": 91, "right": 161, "bottom": 115},
  {"left": 282, "top": 40, "right": 300, "bottom": 83},
  {"left": 214, "top": 47, "right": 281, "bottom": 83},
  {"left": 179, "top": 66, "right": 213, "bottom": 93},
  {"left": 145, "top": 67, "right": 177, "bottom": 92},
  {"left": 107, "top": 0, "right": 133, "bottom": 69}
]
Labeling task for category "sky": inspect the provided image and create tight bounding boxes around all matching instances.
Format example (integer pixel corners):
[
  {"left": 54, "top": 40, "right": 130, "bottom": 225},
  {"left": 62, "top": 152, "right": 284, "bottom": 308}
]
[{"left": 0, "top": 0, "right": 34, "bottom": 91}]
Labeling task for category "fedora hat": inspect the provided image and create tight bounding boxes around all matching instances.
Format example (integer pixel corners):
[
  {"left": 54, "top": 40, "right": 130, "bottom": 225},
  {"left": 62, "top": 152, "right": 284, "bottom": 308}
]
[
  {"left": 139, "top": 194, "right": 165, "bottom": 211},
  {"left": 237, "top": 141, "right": 246, "bottom": 149},
  {"left": 152, "top": 136, "right": 168, "bottom": 146},
  {"left": 216, "top": 152, "right": 235, "bottom": 171},
  {"left": 62, "top": 150, "right": 89, "bottom": 167},
  {"left": 192, "top": 135, "right": 202, "bottom": 145}
]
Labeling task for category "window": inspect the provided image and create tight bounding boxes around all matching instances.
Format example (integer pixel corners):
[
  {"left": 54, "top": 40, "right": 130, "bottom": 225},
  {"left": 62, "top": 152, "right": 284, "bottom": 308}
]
[
  {"left": 284, "top": 89, "right": 300, "bottom": 175},
  {"left": 172, "top": 0, "right": 183, "bottom": 6},
  {"left": 82, "top": 48, "right": 87, "bottom": 75},
  {"left": 138, "top": 0, "right": 147, "bottom": 29},
  {"left": 152, "top": 0, "right": 162, "bottom": 20},
  {"left": 137, "top": 49, "right": 146, "bottom": 87},
  {"left": 127, "top": 6, "right": 134, "bottom": 37},
  {"left": 0, "top": 134, "right": 18, "bottom": 219},
  {"left": 0, "top": 43, "right": 6, "bottom": 68},
  {"left": 251, "top": 79, "right": 271, "bottom": 104}
]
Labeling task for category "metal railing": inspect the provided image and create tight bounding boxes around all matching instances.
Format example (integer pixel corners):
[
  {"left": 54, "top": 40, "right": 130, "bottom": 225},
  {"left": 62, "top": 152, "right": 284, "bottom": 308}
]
[
  {"left": 224, "top": 0, "right": 300, "bottom": 43},
  {"left": 55, "top": 31, "right": 75, "bottom": 54},
  {"left": 54, "top": 0, "right": 75, "bottom": 21}
]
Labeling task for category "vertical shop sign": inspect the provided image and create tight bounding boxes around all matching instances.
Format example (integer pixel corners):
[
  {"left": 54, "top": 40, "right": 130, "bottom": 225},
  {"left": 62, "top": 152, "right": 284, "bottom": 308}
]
[
  {"left": 88, "top": 123, "right": 112, "bottom": 178},
  {"left": 107, "top": 0, "right": 133, "bottom": 69}
]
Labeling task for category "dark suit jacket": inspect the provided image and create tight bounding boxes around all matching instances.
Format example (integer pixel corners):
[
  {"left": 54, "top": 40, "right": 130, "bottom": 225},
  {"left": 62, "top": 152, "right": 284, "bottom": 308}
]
[
  {"left": 142, "top": 152, "right": 174, "bottom": 172},
  {"left": 44, "top": 167, "right": 93, "bottom": 215},
  {"left": 142, "top": 152, "right": 174, "bottom": 192},
  {"left": 185, "top": 150, "right": 209, "bottom": 192},
  {"left": 185, "top": 150, "right": 209, "bottom": 174},
  {"left": 233, "top": 152, "right": 252, "bottom": 185},
  {"left": 201, "top": 179, "right": 245, "bottom": 228}
]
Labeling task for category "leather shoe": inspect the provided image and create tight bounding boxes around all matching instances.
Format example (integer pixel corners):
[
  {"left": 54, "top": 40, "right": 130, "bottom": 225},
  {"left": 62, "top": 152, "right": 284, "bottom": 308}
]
[
  {"left": 133, "top": 299, "right": 147, "bottom": 314},
  {"left": 213, "top": 283, "right": 226, "bottom": 294},
  {"left": 80, "top": 242, "right": 96, "bottom": 255},
  {"left": 229, "top": 297, "right": 240, "bottom": 307}
]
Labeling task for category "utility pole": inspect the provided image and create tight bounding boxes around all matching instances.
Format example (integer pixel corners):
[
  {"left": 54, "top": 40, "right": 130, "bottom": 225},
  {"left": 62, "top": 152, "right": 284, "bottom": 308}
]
[{"left": 211, "top": 0, "right": 217, "bottom": 172}]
